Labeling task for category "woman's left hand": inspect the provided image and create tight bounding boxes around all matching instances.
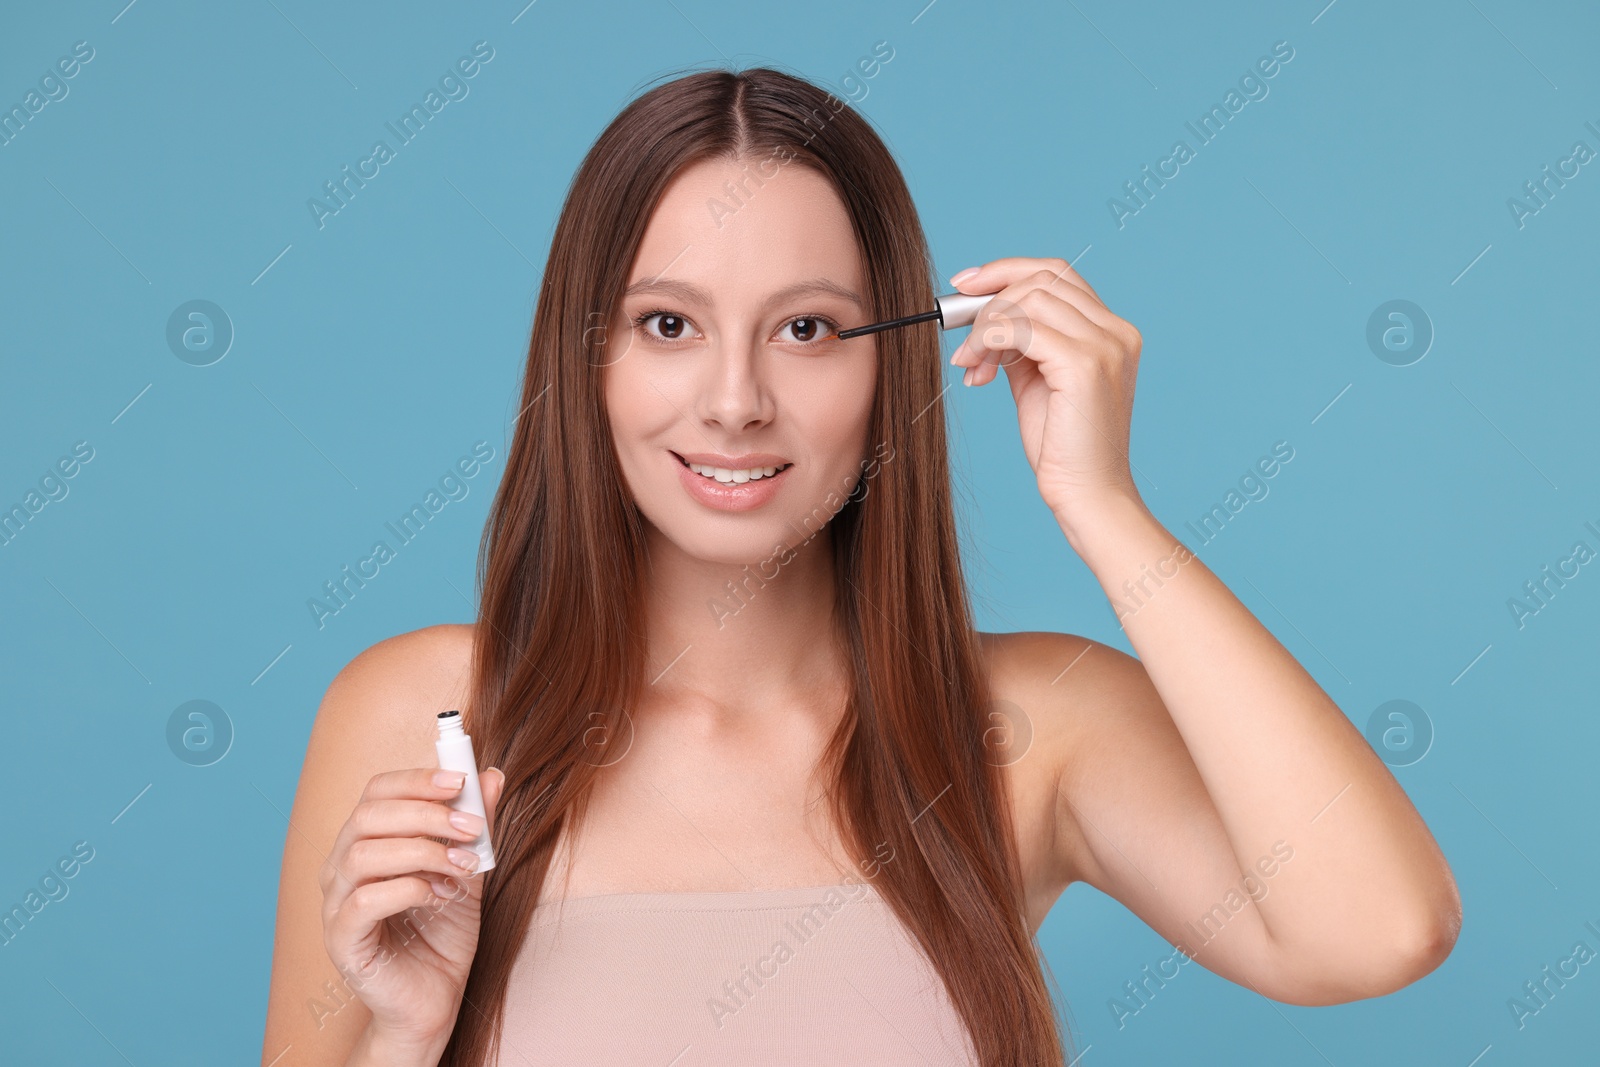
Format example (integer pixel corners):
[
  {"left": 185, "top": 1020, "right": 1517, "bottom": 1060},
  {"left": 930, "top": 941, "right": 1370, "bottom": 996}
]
[{"left": 946, "top": 256, "right": 1144, "bottom": 536}]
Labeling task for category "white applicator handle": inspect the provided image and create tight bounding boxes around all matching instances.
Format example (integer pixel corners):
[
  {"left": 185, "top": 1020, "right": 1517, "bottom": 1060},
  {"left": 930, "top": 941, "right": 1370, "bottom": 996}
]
[
  {"left": 434, "top": 710, "right": 496, "bottom": 873},
  {"left": 934, "top": 291, "right": 998, "bottom": 331}
]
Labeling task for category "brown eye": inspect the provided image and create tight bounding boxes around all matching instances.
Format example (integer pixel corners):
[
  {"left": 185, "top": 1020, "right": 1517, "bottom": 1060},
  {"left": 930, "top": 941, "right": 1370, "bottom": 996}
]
[
  {"left": 779, "top": 316, "right": 839, "bottom": 344},
  {"left": 634, "top": 311, "right": 701, "bottom": 343}
]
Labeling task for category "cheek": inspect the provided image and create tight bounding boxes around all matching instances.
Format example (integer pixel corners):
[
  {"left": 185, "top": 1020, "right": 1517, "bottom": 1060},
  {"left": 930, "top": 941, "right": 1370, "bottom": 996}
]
[
  {"left": 602, "top": 364, "right": 653, "bottom": 471},
  {"left": 826, "top": 392, "right": 875, "bottom": 457},
  {"left": 604, "top": 342, "right": 664, "bottom": 428},
  {"left": 782, "top": 366, "right": 877, "bottom": 479},
  {"left": 603, "top": 360, "right": 685, "bottom": 482},
  {"left": 818, "top": 359, "right": 877, "bottom": 445}
]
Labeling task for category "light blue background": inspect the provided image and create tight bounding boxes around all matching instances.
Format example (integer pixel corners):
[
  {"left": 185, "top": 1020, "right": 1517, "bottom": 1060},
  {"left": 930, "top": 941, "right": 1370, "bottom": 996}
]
[{"left": 3, "top": 1, "right": 1596, "bottom": 1063}]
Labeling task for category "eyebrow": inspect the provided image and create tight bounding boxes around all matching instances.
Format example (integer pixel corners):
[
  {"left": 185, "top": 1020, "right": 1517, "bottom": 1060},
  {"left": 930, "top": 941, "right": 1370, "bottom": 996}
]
[{"left": 622, "top": 276, "right": 863, "bottom": 308}]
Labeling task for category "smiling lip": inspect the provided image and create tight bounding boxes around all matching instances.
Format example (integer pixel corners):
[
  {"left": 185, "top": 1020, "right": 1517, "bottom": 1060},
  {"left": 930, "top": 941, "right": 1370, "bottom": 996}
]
[
  {"left": 672, "top": 451, "right": 791, "bottom": 468},
  {"left": 671, "top": 450, "right": 792, "bottom": 512}
]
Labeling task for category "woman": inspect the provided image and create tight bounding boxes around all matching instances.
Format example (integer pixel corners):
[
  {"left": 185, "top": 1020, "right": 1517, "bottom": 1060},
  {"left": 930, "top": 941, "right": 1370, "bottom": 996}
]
[{"left": 262, "top": 66, "right": 1461, "bottom": 1066}]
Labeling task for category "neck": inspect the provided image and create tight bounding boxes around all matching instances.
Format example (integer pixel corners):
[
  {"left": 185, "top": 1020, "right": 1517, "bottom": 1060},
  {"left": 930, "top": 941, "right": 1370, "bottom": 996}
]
[{"left": 638, "top": 524, "right": 847, "bottom": 727}]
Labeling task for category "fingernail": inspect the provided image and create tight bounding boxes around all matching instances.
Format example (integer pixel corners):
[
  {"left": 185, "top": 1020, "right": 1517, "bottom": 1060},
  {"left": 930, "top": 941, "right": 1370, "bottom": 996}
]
[
  {"left": 948, "top": 342, "right": 964, "bottom": 365},
  {"left": 449, "top": 810, "right": 484, "bottom": 834},
  {"left": 948, "top": 266, "right": 980, "bottom": 287},
  {"left": 448, "top": 847, "right": 479, "bottom": 872},
  {"left": 434, "top": 770, "right": 466, "bottom": 790},
  {"left": 962, "top": 366, "right": 975, "bottom": 386}
]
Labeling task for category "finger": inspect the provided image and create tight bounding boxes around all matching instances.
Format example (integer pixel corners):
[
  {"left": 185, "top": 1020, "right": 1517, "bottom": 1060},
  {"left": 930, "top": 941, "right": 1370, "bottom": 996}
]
[
  {"left": 324, "top": 836, "right": 481, "bottom": 914},
  {"left": 979, "top": 323, "right": 1081, "bottom": 390},
  {"left": 950, "top": 264, "right": 1109, "bottom": 360},
  {"left": 481, "top": 767, "right": 505, "bottom": 825},
  {"left": 958, "top": 289, "right": 1099, "bottom": 376},
  {"left": 998, "top": 272, "right": 1118, "bottom": 338},
  {"left": 964, "top": 338, "right": 1022, "bottom": 386},
  {"left": 950, "top": 277, "right": 1115, "bottom": 370},
  {"left": 322, "top": 794, "right": 484, "bottom": 910},
  {"left": 953, "top": 289, "right": 1068, "bottom": 369},
  {"left": 968, "top": 319, "right": 1077, "bottom": 388},
  {"left": 1042, "top": 256, "right": 1103, "bottom": 305},
  {"left": 949, "top": 256, "right": 1103, "bottom": 307},
  {"left": 1017, "top": 286, "right": 1107, "bottom": 341},
  {"left": 323, "top": 795, "right": 482, "bottom": 894},
  {"left": 325, "top": 874, "right": 440, "bottom": 969},
  {"left": 324, "top": 833, "right": 481, "bottom": 914},
  {"left": 347, "top": 768, "right": 474, "bottom": 857},
  {"left": 971, "top": 338, "right": 1014, "bottom": 387},
  {"left": 360, "top": 767, "right": 471, "bottom": 805}
]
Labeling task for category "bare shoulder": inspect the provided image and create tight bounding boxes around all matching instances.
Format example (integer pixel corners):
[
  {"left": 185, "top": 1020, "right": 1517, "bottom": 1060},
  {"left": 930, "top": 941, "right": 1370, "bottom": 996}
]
[
  {"left": 978, "top": 630, "right": 1158, "bottom": 897},
  {"left": 978, "top": 628, "right": 1151, "bottom": 777},
  {"left": 305, "top": 623, "right": 477, "bottom": 780},
  {"left": 980, "top": 627, "right": 1249, "bottom": 960},
  {"left": 332, "top": 622, "right": 476, "bottom": 700},
  {"left": 261, "top": 623, "right": 476, "bottom": 1059},
  {"left": 325, "top": 623, "right": 475, "bottom": 730}
]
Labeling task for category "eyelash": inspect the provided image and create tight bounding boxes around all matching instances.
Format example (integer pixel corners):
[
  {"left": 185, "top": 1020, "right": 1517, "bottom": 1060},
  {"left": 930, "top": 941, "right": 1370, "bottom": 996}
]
[{"left": 630, "top": 307, "right": 843, "bottom": 345}]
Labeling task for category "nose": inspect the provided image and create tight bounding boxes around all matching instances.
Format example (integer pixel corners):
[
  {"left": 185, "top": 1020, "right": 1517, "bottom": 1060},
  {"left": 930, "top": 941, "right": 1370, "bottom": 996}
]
[{"left": 694, "top": 334, "right": 773, "bottom": 435}]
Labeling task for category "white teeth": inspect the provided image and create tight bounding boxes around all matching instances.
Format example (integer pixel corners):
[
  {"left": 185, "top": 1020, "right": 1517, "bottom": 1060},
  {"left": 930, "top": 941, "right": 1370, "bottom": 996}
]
[{"left": 685, "top": 460, "right": 791, "bottom": 484}]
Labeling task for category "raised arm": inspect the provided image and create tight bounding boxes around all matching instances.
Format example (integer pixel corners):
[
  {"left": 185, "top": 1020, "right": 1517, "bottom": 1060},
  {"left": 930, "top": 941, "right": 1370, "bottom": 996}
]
[{"left": 947, "top": 255, "right": 1459, "bottom": 1004}]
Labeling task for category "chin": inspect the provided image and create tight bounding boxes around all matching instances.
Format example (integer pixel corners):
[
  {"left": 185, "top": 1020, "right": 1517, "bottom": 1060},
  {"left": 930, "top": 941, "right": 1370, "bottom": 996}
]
[{"left": 658, "top": 517, "right": 795, "bottom": 567}]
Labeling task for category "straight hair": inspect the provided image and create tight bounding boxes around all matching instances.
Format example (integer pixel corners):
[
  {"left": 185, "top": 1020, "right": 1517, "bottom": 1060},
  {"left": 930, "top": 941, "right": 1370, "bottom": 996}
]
[{"left": 443, "top": 64, "right": 1075, "bottom": 1067}]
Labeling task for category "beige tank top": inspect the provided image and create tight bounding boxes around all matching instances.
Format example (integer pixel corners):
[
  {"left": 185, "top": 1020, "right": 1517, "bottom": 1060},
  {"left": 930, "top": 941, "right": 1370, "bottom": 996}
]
[{"left": 491, "top": 880, "right": 980, "bottom": 1066}]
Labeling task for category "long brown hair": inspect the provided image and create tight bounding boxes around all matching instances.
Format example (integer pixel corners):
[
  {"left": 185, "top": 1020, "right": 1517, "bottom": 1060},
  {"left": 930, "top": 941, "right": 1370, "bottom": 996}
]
[{"left": 445, "top": 64, "right": 1074, "bottom": 1067}]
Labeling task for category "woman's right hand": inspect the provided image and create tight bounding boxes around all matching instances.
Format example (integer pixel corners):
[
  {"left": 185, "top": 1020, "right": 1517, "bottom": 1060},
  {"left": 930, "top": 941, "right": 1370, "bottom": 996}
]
[{"left": 319, "top": 765, "right": 506, "bottom": 1057}]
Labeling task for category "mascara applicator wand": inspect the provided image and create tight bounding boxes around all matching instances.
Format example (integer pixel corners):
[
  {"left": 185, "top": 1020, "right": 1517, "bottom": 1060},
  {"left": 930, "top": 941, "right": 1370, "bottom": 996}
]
[{"left": 834, "top": 291, "right": 997, "bottom": 340}]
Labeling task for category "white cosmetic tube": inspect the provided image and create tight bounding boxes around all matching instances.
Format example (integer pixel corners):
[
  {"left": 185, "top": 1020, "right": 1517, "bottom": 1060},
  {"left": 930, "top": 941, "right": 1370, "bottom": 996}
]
[{"left": 434, "top": 710, "right": 496, "bottom": 873}]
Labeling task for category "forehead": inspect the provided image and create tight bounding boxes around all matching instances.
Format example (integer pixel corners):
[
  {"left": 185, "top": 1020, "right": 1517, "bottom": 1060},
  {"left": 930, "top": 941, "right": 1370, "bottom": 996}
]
[{"left": 626, "top": 156, "right": 863, "bottom": 301}]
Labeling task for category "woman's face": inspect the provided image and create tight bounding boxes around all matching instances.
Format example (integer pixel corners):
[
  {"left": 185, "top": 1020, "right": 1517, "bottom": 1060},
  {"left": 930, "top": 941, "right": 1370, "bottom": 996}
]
[{"left": 604, "top": 155, "right": 878, "bottom": 566}]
